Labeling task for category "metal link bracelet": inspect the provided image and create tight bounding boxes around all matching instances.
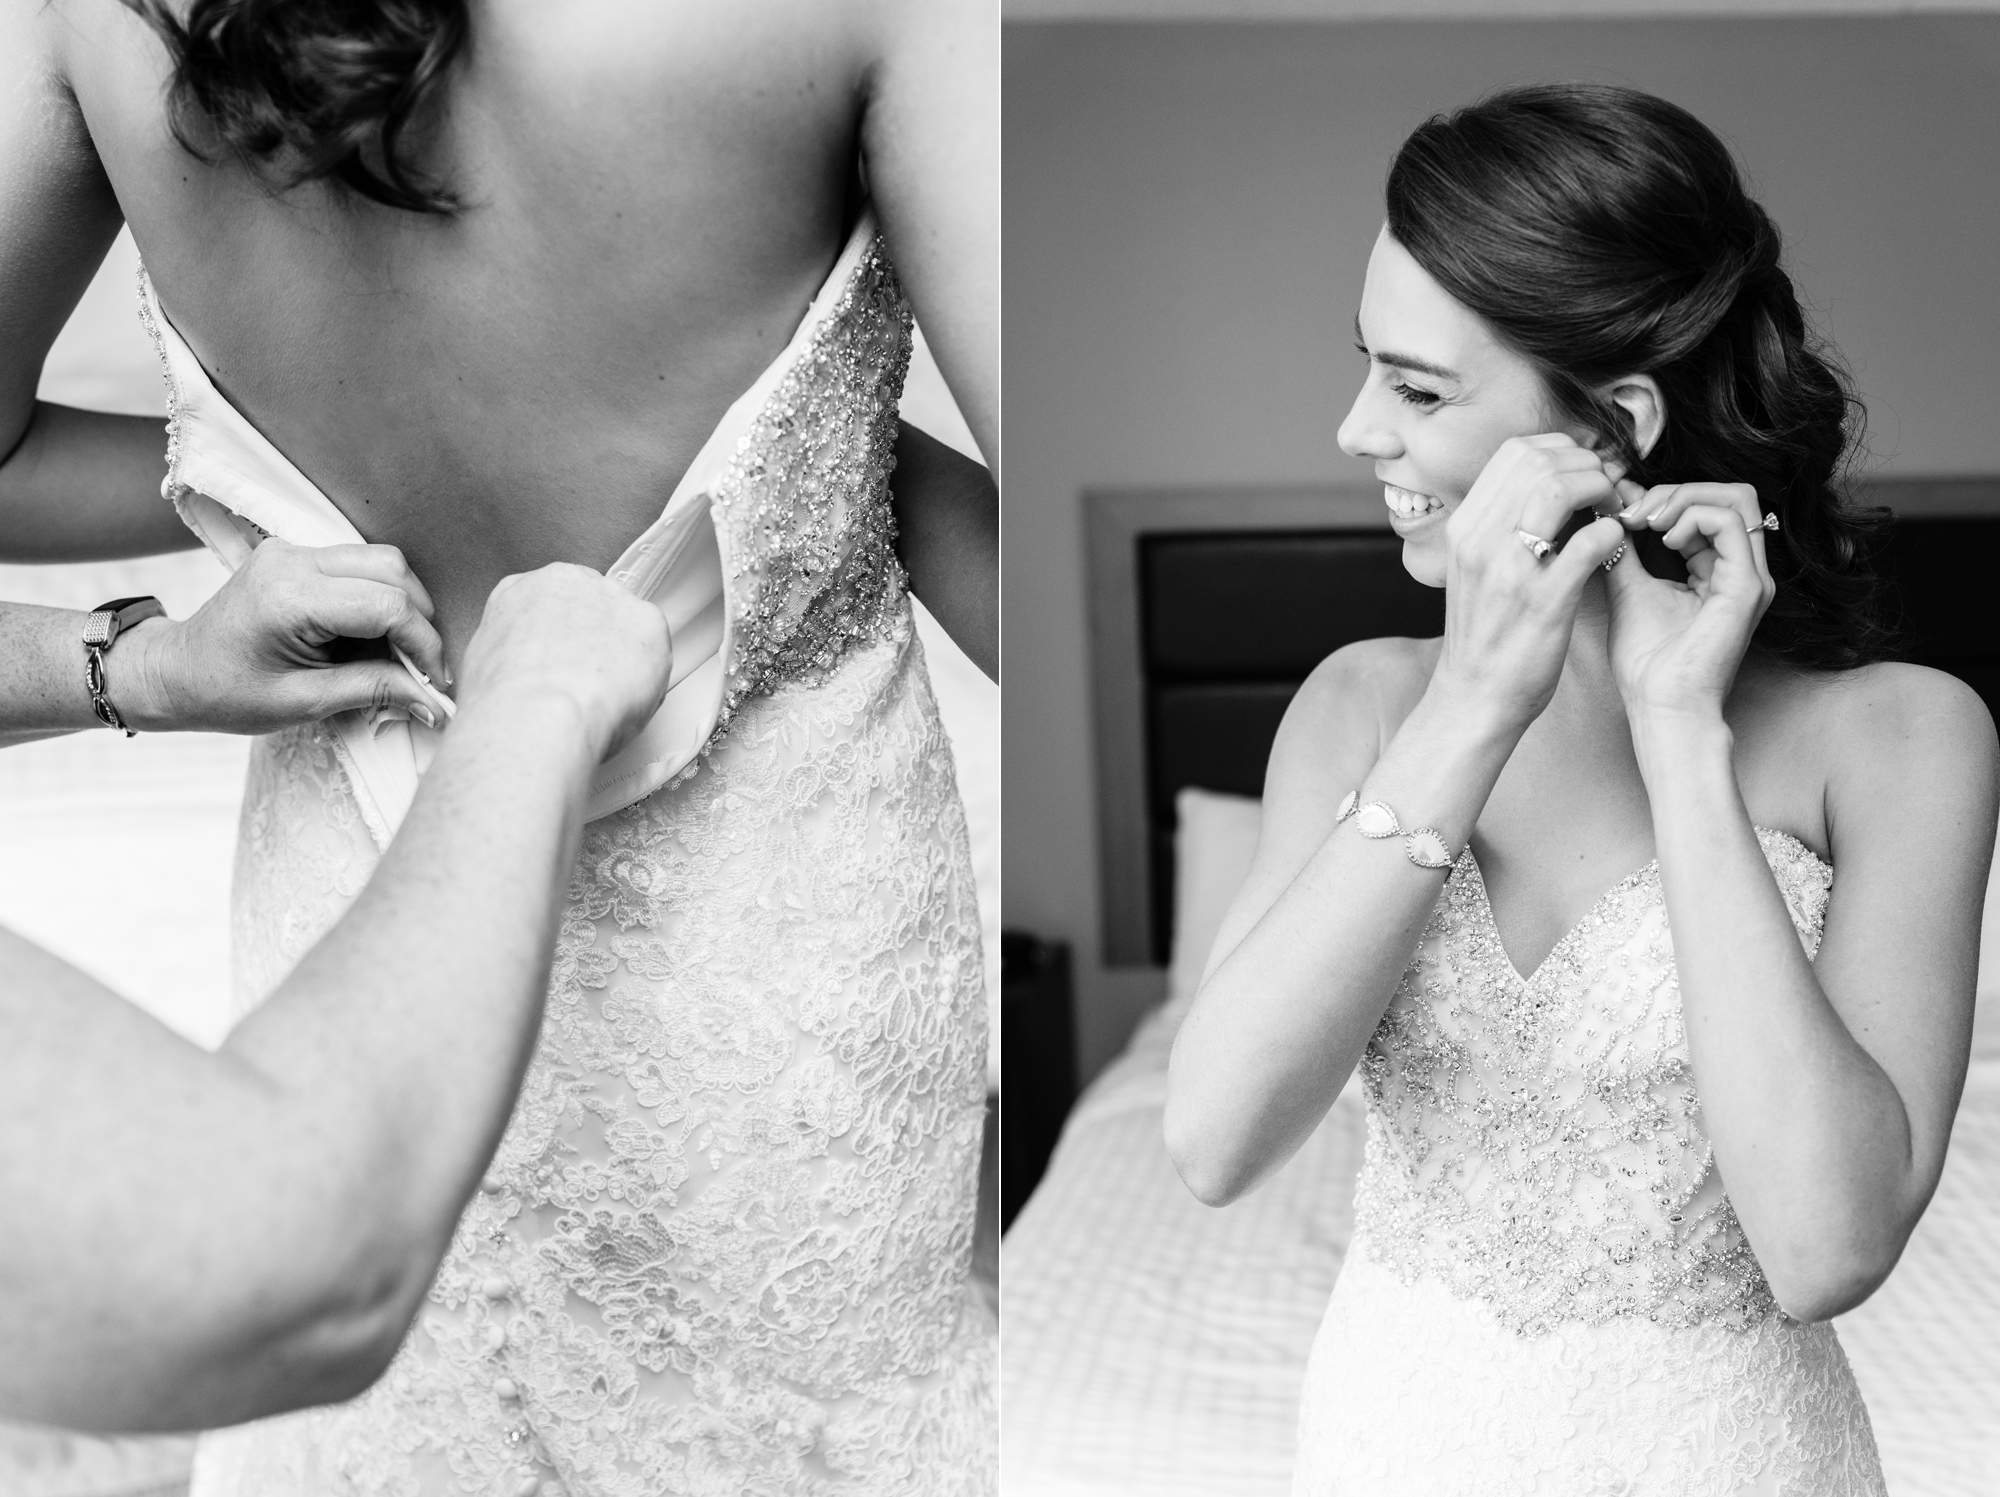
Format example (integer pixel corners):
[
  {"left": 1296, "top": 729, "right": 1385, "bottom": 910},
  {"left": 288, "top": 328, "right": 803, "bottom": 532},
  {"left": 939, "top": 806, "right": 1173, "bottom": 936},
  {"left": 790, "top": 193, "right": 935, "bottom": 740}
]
[
  {"left": 1335, "top": 791, "right": 1459, "bottom": 870},
  {"left": 82, "top": 596, "right": 165, "bottom": 737}
]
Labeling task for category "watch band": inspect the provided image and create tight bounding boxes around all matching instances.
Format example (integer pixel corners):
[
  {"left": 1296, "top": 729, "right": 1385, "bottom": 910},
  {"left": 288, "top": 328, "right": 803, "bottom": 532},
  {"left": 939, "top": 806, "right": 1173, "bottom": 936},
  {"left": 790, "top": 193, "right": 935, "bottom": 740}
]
[{"left": 83, "top": 596, "right": 166, "bottom": 737}]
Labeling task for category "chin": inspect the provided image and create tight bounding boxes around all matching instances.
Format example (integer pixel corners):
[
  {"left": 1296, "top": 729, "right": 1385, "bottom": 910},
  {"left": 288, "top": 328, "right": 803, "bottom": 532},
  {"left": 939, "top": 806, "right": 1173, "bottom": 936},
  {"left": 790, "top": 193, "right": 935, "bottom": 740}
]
[{"left": 1400, "top": 537, "right": 1448, "bottom": 589}]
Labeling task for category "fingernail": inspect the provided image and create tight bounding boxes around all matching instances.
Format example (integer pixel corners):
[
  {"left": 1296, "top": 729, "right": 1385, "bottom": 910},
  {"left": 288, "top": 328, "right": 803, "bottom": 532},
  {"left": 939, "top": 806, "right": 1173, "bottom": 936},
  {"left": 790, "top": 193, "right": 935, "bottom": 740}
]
[
  {"left": 410, "top": 704, "right": 437, "bottom": 729},
  {"left": 370, "top": 713, "right": 394, "bottom": 738}
]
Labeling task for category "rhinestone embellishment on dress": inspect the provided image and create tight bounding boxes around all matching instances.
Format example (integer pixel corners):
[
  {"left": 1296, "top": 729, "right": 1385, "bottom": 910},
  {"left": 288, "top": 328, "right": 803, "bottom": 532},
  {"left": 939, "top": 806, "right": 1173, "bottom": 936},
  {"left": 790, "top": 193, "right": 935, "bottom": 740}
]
[
  {"left": 710, "top": 236, "right": 915, "bottom": 737},
  {"left": 1354, "top": 826, "right": 1834, "bottom": 1336},
  {"left": 187, "top": 229, "right": 995, "bottom": 1494}
]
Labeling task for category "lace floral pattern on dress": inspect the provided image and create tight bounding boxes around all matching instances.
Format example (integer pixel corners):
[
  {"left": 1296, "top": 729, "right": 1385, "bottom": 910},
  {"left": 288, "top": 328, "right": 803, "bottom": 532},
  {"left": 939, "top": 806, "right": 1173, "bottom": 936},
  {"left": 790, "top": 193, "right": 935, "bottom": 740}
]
[
  {"left": 230, "top": 723, "right": 380, "bottom": 1024},
  {"left": 190, "top": 233, "right": 994, "bottom": 1497},
  {"left": 1295, "top": 826, "right": 1883, "bottom": 1496},
  {"left": 1355, "top": 826, "right": 1830, "bottom": 1335},
  {"left": 1297, "top": 1250, "right": 1883, "bottom": 1497}
]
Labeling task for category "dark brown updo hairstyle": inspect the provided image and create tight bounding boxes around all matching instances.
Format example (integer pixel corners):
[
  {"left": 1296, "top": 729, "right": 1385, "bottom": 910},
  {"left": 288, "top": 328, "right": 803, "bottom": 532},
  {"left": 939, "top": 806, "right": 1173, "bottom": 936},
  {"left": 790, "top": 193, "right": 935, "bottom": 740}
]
[
  {"left": 1387, "top": 83, "right": 1893, "bottom": 671},
  {"left": 127, "top": 0, "right": 467, "bottom": 214}
]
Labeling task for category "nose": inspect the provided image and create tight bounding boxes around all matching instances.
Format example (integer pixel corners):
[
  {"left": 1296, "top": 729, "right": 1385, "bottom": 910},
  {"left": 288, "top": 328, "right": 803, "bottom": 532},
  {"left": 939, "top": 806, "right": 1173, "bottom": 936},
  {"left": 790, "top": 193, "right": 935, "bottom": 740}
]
[{"left": 1336, "top": 373, "right": 1400, "bottom": 462}]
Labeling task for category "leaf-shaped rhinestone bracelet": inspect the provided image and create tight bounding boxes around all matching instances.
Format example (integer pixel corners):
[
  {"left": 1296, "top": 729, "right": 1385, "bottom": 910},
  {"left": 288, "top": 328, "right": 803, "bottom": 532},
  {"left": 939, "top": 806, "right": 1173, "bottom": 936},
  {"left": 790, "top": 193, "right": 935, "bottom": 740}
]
[{"left": 1335, "top": 791, "right": 1459, "bottom": 870}]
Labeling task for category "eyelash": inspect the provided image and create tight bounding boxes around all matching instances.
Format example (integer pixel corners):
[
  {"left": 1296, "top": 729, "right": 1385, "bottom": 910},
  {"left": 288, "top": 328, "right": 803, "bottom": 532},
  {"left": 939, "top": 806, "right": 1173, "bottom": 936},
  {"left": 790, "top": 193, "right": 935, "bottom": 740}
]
[{"left": 1354, "top": 341, "right": 1442, "bottom": 409}]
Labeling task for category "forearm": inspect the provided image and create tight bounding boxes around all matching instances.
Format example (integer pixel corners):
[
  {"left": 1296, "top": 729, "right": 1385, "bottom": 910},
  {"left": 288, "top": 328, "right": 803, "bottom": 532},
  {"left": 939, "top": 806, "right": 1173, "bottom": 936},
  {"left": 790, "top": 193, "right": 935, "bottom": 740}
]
[
  {"left": 1641, "top": 716, "right": 1916, "bottom": 1317},
  {"left": 0, "top": 601, "right": 98, "bottom": 744},
  {"left": 1166, "top": 686, "right": 1519, "bottom": 1204},
  {"left": 4, "top": 695, "right": 597, "bottom": 1431},
  {"left": 0, "top": 402, "right": 191, "bottom": 562},
  {"left": 0, "top": 600, "right": 174, "bottom": 746},
  {"left": 199, "top": 696, "right": 597, "bottom": 1408}
]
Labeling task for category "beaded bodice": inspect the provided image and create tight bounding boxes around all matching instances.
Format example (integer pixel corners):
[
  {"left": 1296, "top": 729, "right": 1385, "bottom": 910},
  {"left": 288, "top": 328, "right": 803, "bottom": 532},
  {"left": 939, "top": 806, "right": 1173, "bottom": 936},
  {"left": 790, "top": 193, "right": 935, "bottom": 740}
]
[
  {"left": 1354, "top": 826, "right": 1833, "bottom": 1336},
  {"left": 705, "top": 240, "right": 910, "bottom": 731}
]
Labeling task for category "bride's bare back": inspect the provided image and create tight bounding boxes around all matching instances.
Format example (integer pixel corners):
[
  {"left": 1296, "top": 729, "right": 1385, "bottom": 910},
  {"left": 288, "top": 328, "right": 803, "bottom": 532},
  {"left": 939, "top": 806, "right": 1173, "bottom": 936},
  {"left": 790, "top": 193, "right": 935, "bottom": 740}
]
[{"left": 4, "top": 0, "right": 993, "bottom": 659}]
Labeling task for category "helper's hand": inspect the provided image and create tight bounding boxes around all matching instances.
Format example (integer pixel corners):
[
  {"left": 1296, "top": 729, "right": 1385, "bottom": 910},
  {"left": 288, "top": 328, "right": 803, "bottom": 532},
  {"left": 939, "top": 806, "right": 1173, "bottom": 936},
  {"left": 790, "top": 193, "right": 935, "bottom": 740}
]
[
  {"left": 454, "top": 563, "right": 673, "bottom": 763},
  {"left": 1603, "top": 479, "right": 1775, "bottom": 731},
  {"left": 1431, "top": 434, "right": 1628, "bottom": 732},
  {"left": 118, "top": 539, "right": 450, "bottom": 735}
]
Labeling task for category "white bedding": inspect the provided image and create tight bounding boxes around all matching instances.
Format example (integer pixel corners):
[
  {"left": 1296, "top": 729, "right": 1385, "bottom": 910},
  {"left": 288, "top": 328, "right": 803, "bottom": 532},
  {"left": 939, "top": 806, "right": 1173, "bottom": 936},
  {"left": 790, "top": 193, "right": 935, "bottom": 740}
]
[
  {"left": 1002, "top": 1005, "right": 2000, "bottom": 1496},
  {"left": 1000, "top": 1003, "right": 1365, "bottom": 1497},
  {"left": 1001, "top": 788, "right": 2000, "bottom": 1496},
  {"left": 1837, "top": 1055, "right": 2000, "bottom": 1493}
]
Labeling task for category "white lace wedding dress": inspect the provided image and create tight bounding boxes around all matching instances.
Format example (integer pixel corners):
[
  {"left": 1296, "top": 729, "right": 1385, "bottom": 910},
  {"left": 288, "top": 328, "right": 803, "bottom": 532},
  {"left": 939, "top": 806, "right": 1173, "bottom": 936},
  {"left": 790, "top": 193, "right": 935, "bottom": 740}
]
[
  {"left": 139, "top": 216, "right": 994, "bottom": 1496},
  {"left": 1293, "top": 828, "right": 1885, "bottom": 1496}
]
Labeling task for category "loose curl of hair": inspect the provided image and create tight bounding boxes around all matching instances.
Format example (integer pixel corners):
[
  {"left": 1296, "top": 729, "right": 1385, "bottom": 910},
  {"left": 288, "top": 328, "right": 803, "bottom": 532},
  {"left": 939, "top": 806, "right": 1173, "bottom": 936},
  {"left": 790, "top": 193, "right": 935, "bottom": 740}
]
[
  {"left": 1386, "top": 83, "right": 1894, "bottom": 672},
  {"left": 127, "top": 0, "right": 467, "bottom": 214}
]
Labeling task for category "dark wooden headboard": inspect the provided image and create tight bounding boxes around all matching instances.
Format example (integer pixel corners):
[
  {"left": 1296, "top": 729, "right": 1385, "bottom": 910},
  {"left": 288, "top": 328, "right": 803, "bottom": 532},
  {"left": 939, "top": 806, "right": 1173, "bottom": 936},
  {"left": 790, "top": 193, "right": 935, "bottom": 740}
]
[{"left": 1086, "top": 479, "right": 2000, "bottom": 967}]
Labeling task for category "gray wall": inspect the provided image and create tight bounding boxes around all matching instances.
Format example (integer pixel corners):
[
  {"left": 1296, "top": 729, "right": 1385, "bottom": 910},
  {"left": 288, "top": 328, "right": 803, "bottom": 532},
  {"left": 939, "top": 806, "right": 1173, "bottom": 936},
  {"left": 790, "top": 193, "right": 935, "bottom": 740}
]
[{"left": 1003, "top": 15, "right": 2000, "bottom": 1081}]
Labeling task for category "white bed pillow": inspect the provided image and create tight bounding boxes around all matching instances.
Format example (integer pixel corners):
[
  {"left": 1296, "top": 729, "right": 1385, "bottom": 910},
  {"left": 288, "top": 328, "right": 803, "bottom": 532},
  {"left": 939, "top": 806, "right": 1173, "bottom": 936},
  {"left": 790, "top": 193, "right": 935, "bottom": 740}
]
[{"left": 1165, "top": 787, "right": 1264, "bottom": 1018}]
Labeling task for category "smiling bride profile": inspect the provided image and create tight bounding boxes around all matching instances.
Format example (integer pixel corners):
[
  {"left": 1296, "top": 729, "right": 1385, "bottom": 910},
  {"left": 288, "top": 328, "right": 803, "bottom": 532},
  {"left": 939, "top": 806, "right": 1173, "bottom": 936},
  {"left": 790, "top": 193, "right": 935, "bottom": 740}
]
[{"left": 1164, "top": 84, "right": 1997, "bottom": 1493}]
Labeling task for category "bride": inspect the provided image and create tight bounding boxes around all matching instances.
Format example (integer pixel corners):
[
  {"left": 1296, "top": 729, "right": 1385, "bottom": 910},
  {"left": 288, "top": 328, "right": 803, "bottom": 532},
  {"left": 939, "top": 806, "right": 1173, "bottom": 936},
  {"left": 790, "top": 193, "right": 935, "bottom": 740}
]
[
  {"left": 1164, "top": 84, "right": 1995, "bottom": 1494},
  {"left": 3, "top": 0, "right": 994, "bottom": 1493}
]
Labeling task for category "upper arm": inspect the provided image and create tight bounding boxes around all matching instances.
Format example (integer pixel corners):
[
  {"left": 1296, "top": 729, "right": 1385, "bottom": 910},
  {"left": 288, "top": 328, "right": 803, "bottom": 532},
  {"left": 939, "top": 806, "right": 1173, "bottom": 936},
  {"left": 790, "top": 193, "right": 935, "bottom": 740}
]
[
  {"left": 889, "top": 420, "right": 996, "bottom": 678},
  {"left": 1198, "top": 639, "right": 1427, "bottom": 987},
  {"left": 1813, "top": 665, "right": 2000, "bottom": 1204},
  {"left": 0, "top": 2, "right": 125, "bottom": 459},
  {"left": 857, "top": 0, "right": 996, "bottom": 474}
]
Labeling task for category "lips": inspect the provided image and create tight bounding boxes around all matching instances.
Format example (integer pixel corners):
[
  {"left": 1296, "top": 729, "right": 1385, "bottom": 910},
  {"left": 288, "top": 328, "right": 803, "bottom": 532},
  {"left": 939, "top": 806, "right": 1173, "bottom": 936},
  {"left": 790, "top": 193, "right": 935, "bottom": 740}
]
[{"left": 1383, "top": 483, "right": 1444, "bottom": 521}]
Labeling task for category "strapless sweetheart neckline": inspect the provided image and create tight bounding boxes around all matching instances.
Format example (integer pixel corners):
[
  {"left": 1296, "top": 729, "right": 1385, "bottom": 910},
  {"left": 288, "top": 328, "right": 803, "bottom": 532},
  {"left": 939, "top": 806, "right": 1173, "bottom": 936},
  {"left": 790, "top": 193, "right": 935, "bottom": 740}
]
[
  {"left": 1461, "top": 825, "right": 1828, "bottom": 987},
  {"left": 1295, "top": 820, "right": 1882, "bottom": 1494}
]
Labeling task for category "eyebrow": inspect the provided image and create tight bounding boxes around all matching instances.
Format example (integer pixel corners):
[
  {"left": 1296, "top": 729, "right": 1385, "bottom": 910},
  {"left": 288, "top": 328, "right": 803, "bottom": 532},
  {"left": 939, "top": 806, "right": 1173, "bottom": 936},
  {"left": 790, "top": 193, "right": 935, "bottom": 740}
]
[{"left": 1355, "top": 315, "right": 1459, "bottom": 383}]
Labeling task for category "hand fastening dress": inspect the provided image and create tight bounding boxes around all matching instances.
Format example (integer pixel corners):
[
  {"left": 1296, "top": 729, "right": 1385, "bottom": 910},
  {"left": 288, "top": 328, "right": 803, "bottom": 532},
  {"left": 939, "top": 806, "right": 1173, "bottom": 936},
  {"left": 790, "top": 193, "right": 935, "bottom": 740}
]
[{"left": 139, "top": 216, "right": 995, "bottom": 1497}]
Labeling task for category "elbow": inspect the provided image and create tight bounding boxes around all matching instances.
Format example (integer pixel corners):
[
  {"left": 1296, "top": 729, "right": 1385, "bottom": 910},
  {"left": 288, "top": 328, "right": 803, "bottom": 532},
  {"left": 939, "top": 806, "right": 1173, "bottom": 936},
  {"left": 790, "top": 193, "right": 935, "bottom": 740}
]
[
  {"left": 205, "top": 1190, "right": 441, "bottom": 1422},
  {"left": 1162, "top": 1099, "right": 1252, "bottom": 1209},
  {"left": 217, "top": 1166, "right": 446, "bottom": 1418},
  {"left": 268, "top": 1265, "right": 427, "bottom": 1407},
  {"left": 1761, "top": 1232, "right": 1906, "bottom": 1325},
  {"left": 42, "top": 1241, "right": 427, "bottom": 1433},
  {"left": 197, "top": 1256, "right": 426, "bottom": 1424},
  {"left": 1771, "top": 1272, "right": 1885, "bottom": 1326}
]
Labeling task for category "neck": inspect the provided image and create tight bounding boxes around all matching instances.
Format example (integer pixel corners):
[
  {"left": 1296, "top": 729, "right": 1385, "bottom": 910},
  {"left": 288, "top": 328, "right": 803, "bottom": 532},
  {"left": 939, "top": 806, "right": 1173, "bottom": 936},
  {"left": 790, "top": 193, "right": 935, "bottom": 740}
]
[{"left": 1559, "top": 572, "right": 1621, "bottom": 708}]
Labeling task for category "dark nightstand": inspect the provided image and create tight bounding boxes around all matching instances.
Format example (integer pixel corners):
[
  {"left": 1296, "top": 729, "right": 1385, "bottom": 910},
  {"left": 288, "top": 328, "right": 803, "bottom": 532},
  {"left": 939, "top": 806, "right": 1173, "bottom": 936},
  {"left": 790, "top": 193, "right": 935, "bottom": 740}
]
[{"left": 1001, "top": 930, "right": 1078, "bottom": 1229}]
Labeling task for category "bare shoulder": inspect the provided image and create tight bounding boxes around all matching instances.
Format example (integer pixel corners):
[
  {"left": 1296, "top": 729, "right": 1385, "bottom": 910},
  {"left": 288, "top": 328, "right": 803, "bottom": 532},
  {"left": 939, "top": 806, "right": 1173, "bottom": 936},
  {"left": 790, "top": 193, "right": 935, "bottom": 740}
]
[
  {"left": 1265, "top": 636, "right": 1439, "bottom": 800},
  {"left": 1800, "top": 661, "right": 1998, "bottom": 787},
  {"left": 1746, "top": 660, "right": 2000, "bottom": 863},
  {"left": 1283, "top": 636, "right": 1440, "bottom": 746}
]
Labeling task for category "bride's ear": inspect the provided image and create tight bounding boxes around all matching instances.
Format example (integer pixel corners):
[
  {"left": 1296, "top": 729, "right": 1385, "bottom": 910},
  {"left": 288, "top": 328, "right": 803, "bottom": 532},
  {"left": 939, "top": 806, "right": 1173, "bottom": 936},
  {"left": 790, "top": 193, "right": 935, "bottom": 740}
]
[{"left": 1600, "top": 373, "right": 1667, "bottom": 460}]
